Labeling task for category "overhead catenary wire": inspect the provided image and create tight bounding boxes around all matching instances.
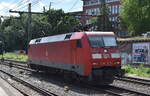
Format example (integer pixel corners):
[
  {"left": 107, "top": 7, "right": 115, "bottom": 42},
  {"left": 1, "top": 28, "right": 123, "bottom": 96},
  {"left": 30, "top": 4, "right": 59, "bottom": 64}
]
[
  {"left": 22, "top": 0, "right": 43, "bottom": 11},
  {"left": 0, "top": 0, "right": 30, "bottom": 16},
  {"left": 12, "top": 0, "right": 35, "bottom": 11},
  {"left": 68, "top": 0, "right": 79, "bottom": 12},
  {"left": 31, "top": 0, "right": 43, "bottom": 7},
  {"left": 11, "top": 0, "right": 28, "bottom": 10},
  {"left": 1, "top": 0, "right": 82, "bottom": 16},
  {"left": 11, "top": 0, "right": 38, "bottom": 10},
  {"left": 0, "top": 0, "right": 43, "bottom": 16},
  {"left": 0, "top": 0, "right": 17, "bottom": 12}
]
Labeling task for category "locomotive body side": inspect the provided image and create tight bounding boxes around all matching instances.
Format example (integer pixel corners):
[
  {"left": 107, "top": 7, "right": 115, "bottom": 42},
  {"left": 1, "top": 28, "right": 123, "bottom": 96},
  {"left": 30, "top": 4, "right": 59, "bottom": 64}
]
[{"left": 28, "top": 32, "right": 92, "bottom": 76}]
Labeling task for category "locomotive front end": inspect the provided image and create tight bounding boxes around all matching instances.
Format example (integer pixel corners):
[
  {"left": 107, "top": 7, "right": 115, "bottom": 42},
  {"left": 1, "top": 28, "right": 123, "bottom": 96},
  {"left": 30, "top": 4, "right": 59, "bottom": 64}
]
[{"left": 87, "top": 32, "right": 123, "bottom": 84}]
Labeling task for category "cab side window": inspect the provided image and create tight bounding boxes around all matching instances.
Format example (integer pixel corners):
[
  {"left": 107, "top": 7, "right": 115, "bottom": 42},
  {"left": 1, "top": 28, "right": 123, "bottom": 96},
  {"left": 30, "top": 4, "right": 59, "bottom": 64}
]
[
  {"left": 65, "top": 34, "right": 72, "bottom": 40},
  {"left": 35, "top": 39, "right": 41, "bottom": 43},
  {"left": 77, "top": 39, "right": 82, "bottom": 48}
]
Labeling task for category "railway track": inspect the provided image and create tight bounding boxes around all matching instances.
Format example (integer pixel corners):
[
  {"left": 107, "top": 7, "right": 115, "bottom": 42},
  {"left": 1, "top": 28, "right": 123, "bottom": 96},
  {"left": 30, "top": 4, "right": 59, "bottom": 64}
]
[
  {"left": 1, "top": 59, "right": 150, "bottom": 96},
  {"left": 2, "top": 59, "right": 27, "bottom": 67},
  {"left": 0, "top": 73, "right": 29, "bottom": 96},
  {"left": 116, "top": 76, "right": 150, "bottom": 86},
  {"left": 3, "top": 59, "right": 26, "bottom": 64},
  {"left": 0, "top": 69, "right": 58, "bottom": 96},
  {"left": 1, "top": 60, "right": 33, "bottom": 72},
  {"left": 0, "top": 74, "right": 30, "bottom": 96},
  {"left": 84, "top": 83, "right": 150, "bottom": 96},
  {"left": 4, "top": 59, "right": 150, "bottom": 84},
  {"left": 105, "top": 85, "right": 149, "bottom": 96}
]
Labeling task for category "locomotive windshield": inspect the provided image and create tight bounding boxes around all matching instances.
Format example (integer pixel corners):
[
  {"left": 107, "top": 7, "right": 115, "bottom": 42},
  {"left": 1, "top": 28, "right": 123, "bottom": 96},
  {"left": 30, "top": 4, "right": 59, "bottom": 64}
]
[{"left": 88, "top": 36, "right": 117, "bottom": 48}]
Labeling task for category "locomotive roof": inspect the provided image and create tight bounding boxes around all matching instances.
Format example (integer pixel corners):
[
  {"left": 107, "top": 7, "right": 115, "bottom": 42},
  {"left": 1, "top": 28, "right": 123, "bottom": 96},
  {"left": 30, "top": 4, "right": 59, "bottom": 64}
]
[
  {"left": 29, "top": 31, "right": 114, "bottom": 45},
  {"left": 85, "top": 31, "right": 114, "bottom": 35}
]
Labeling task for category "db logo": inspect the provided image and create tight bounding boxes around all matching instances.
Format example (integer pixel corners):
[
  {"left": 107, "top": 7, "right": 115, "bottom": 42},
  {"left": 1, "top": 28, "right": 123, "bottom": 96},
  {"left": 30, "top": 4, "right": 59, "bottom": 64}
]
[{"left": 103, "top": 54, "right": 110, "bottom": 58}]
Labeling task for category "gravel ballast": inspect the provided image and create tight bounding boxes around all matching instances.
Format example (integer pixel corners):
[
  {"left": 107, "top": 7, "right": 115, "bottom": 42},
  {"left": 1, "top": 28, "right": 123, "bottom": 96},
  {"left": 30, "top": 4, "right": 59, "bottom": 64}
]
[{"left": 0, "top": 64, "right": 112, "bottom": 96}]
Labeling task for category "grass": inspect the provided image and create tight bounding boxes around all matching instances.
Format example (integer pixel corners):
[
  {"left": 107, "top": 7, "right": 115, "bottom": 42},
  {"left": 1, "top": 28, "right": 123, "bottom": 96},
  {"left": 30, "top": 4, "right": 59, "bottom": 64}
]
[
  {"left": 126, "top": 37, "right": 150, "bottom": 40},
  {"left": 118, "top": 36, "right": 150, "bottom": 42},
  {"left": 122, "top": 65, "right": 150, "bottom": 77},
  {"left": 0, "top": 53, "right": 28, "bottom": 62}
]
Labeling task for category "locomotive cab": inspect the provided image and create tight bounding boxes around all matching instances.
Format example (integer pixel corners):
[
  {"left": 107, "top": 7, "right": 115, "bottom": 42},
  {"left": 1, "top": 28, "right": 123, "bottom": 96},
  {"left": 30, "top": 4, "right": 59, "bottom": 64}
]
[{"left": 86, "top": 32, "right": 122, "bottom": 84}]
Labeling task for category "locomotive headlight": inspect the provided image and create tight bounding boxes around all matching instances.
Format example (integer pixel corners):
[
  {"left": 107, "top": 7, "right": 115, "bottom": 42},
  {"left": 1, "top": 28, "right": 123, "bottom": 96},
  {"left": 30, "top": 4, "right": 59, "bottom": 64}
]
[
  {"left": 111, "top": 53, "right": 120, "bottom": 58},
  {"left": 92, "top": 53, "right": 102, "bottom": 59},
  {"left": 114, "top": 61, "right": 120, "bottom": 65}
]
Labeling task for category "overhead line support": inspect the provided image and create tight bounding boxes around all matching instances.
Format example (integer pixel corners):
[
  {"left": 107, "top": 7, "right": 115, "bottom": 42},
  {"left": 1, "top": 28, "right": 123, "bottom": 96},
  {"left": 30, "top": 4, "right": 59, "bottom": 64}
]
[{"left": 9, "top": 10, "right": 45, "bottom": 14}]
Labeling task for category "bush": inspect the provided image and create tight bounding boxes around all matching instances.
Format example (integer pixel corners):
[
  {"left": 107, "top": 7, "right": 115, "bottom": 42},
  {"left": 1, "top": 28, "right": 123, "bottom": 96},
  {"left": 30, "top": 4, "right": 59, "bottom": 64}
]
[
  {"left": 0, "top": 53, "right": 28, "bottom": 61},
  {"left": 122, "top": 65, "right": 150, "bottom": 77}
]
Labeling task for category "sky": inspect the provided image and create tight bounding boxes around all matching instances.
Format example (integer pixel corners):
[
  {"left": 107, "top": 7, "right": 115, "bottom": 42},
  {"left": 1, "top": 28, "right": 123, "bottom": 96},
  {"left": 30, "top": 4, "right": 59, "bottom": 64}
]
[{"left": 0, "top": 0, "right": 83, "bottom": 16}]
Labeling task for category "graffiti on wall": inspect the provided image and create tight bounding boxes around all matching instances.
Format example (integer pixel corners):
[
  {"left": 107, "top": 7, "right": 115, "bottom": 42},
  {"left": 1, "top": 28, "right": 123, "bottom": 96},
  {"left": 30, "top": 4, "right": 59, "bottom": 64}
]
[{"left": 132, "top": 43, "right": 149, "bottom": 64}]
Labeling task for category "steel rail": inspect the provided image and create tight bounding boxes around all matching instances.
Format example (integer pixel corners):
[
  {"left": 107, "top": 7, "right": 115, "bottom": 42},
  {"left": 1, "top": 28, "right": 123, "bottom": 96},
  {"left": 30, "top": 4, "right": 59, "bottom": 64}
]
[
  {"left": 123, "top": 76, "right": 150, "bottom": 83},
  {"left": 107, "top": 85, "right": 150, "bottom": 96},
  {"left": 115, "top": 76, "right": 150, "bottom": 86},
  {"left": 97, "top": 87, "right": 126, "bottom": 96},
  {"left": 1, "top": 61, "right": 123, "bottom": 96},
  {"left": 82, "top": 83, "right": 148, "bottom": 96},
  {"left": 2, "top": 59, "right": 28, "bottom": 68},
  {"left": 0, "top": 70, "right": 58, "bottom": 96},
  {"left": 3, "top": 59, "right": 26, "bottom": 64},
  {"left": 1, "top": 62, "right": 34, "bottom": 72},
  {"left": 2, "top": 59, "right": 150, "bottom": 96},
  {"left": 79, "top": 82, "right": 124, "bottom": 96},
  {"left": 0, "top": 75, "right": 29, "bottom": 96}
]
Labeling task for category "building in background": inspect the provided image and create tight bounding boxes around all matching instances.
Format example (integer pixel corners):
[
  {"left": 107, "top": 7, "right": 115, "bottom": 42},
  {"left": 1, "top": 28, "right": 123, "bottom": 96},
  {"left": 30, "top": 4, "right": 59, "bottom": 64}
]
[{"left": 73, "top": 0, "right": 129, "bottom": 37}]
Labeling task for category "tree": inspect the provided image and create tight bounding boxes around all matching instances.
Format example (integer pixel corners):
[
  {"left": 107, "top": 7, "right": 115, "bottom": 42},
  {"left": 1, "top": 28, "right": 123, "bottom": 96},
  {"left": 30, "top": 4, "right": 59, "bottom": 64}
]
[
  {"left": 120, "top": 0, "right": 150, "bottom": 36},
  {"left": 46, "top": 9, "right": 80, "bottom": 35},
  {"left": 90, "top": 17, "right": 98, "bottom": 31},
  {"left": 0, "top": 9, "right": 80, "bottom": 52},
  {"left": 93, "top": 0, "right": 113, "bottom": 31},
  {"left": 1, "top": 17, "right": 26, "bottom": 51},
  {"left": 31, "top": 14, "right": 51, "bottom": 38}
]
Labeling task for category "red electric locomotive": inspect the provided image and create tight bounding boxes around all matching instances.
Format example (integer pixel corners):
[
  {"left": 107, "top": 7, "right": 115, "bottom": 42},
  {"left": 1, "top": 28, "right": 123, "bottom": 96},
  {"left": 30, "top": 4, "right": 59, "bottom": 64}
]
[{"left": 28, "top": 31, "right": 123, "bottom": 84}]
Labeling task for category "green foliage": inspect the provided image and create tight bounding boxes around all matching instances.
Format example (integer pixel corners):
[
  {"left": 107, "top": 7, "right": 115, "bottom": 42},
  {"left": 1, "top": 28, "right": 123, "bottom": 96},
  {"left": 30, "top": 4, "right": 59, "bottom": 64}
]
[
  {"left": 120, "top": 0, "right": 150, "bottom": 36},
  {"left": 119, "top": 36, "right": 150, "bottom": 41},
  {"left": 90, "top": 17, "right": 98, "bottom": 24},
  {"left": 122, "top": 65, "right": 150, "bottom": 77},
  {"left": 0, "top": 9, "right": 79, "bottom": 52},
  {"left": 0, "top": 53, "right": 28, "bottom": 61},
  {"left": 46, "top": 9, "right": 79, "bottom": 35},
  {"left": 31, "top": 14, "right": 51, "bottom": 38},
  {"left": 1, "top": 17, "right": 26, "bottom": 51}
]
